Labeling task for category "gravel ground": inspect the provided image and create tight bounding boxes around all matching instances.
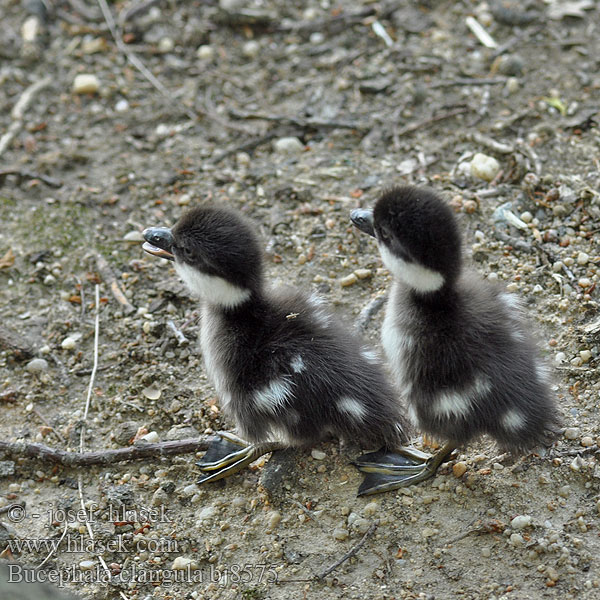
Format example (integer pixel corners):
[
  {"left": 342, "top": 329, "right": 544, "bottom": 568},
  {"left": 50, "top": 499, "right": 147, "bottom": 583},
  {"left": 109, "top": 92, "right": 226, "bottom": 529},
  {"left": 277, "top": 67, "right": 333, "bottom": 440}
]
[{"left": 1, "top": 1, "right": 600, "bottom": 599}]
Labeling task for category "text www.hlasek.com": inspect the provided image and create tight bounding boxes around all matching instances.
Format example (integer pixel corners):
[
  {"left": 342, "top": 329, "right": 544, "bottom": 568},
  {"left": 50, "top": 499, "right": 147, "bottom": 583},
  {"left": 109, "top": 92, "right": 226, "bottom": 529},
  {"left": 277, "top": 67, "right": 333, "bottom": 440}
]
[
  {"left": 6, "top": 534, "right": 179, "bottom": 555},
  {"left": 7, "top": 563, "right": 279, "bottom": 587}
]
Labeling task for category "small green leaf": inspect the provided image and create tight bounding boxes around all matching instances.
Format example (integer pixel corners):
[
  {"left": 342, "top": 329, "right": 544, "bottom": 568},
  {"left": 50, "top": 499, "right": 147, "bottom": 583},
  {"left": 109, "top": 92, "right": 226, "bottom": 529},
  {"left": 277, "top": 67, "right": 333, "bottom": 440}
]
[{"left": 542, "top": 97, "right": 567, "bottom": 116}]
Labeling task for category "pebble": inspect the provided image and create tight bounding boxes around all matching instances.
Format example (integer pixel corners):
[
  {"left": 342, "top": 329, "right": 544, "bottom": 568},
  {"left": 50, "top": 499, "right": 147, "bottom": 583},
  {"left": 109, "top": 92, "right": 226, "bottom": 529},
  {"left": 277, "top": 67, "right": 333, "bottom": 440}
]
[
  {"left": 520, "top": 211, "right": 533, "bottom": 223},
  {"left": 579, "top": 350, "right": 592, "bottom": 363},
  {"left": 452, "top": 462, "right": 467, "bottom": 477},
  {"left": 546, "top": 566, "right": 559, "bottom": 582},
  {"left": 267, "top": 511, "right": 281, "bottom": 529},
  {"left": 511, "top": 515, "right": 532, "bottom": 530},
  {"left": 26, "top": 358, "right": 48, "bottom": 373},
  {"left": 273, "top": 137, "right": 304, "bottom": 155},
  {"left": 197, "top": 45, "right": 214, "bottom": 60},
  {"left": 509, "top": 533, "right": 525, "bottom": 547},
  {"left": 333, "top": 528, "right": 349, "bottom": 541},
  {"left": 554, "top": 352, "right": 566, "bottom": 364},
  {"left": 351, "top": 517, "right": 371, "bottom": 534},
  {"left": 340, "top": 273, "right": 358, "bottom": 287},
  {"left": 505, "top": 77, "right": 520, "bottom": 94},
  {"left": 142, "top": 386, "right": 161, "bottom": 400},
  {"left": 73, "top": 74, "right": 100, "bottom": 95},
  {"left": 172, "top": 557, "right": 194, "bottom": 570},
  {"left": 242, "top": 40, "right": 260, "bottom": 58},
  {"left": 79, "top": 560, "right": 96, "bottom": 570},
  {"left": 354, "top": 268, "right": 372, "bottom": 280},
  {"left": 61, "top": 336, "right": 77, "bottom": 350},
  {"left": 139, "top": 431, "right": 159, "bottom": 443},
  {"left": 198, "top": 506, "right": 217, "bottom": 521},
  {"left": 581, "top": 436, "right": 594, "bottom": 447},
  {"left": 481, "top": 547, "right": 491, "bottom": 558},
  {"left": 158, "top": 37, "right": 174, "bottom": 53},
  {"left": 123, "top": 231, "right": 144, "bottom": 242},
  {"left": 362, "top": 501, "right": 379, "bottom": 516},
  {"left": 115, "top": 99, "right": 129, "bottom": 112},
  {"left": 182, "top": 483, "right": 200, "bottom": 496},
  {"left": 470, "top": 153, "right": 500, "bottom": 182},
  {"left": 577, "top": 252, "right": 590, "bottom": 265},
  {"left": 564, "top": 427, "right": 580, "bottom": 440},
  {"left": 311, "top": 449, "right": 326, "bottom": 460},
  {"left": 579, "top": 278, "right": 592, "bottom": 288}
]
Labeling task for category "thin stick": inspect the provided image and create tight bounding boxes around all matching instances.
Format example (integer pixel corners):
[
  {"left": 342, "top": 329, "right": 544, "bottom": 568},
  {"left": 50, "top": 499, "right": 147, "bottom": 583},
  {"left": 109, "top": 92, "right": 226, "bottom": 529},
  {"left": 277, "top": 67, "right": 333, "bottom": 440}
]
[
  {"left": 167, "top": 320, "right": 188, "bottom": 344},
  {"left": 229, "top": 109, "right": 369, "bottom": 132},
  {"left": 0, "top": 76, "right": 52, "bottom": 158},
  {"left": 37, "top": 521, "right": 69, "bottom": 569},
  {"left": 96, "top": 0, "right": 196, "bottom": 121},
  {"left": 0, "top": 439, "right": 210, "bottom": 466},
  {"left": 95, "top": 254, "right": 136, "bottom": 314},
  {"left": 315, "top": 521, "right": 378, "bottom": 580}
]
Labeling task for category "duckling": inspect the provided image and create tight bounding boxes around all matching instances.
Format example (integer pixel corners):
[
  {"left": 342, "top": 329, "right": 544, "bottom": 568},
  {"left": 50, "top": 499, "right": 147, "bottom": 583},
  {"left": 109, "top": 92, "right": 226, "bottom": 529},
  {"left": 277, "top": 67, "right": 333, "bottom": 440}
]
[
  {"left": 142, "top": 205, "right": 426, "bottom": 489},
  {"left": 351, "top": 185, "right": 560, "bottom": 494}
]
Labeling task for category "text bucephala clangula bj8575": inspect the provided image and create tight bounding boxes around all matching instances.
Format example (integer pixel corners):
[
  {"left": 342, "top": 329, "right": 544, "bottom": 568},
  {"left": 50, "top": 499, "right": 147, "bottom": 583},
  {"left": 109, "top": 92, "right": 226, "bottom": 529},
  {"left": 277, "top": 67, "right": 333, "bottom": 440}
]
[
  {"left": 351, "top": 185, "right": 560, "bottom": 493},
  {"left": 143, "top": 205, "right": 427, "bottom": 490}
]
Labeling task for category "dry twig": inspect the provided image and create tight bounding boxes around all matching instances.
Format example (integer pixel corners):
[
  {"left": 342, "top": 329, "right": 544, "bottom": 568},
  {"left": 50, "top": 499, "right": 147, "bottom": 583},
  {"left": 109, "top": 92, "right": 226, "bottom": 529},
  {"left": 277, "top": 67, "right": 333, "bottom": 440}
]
[
  {"left": 95, "top": 254, "right": 136, "bottom": 315},
  {"left": 315, "top": 521, "right": 378, "bottom": 580}
]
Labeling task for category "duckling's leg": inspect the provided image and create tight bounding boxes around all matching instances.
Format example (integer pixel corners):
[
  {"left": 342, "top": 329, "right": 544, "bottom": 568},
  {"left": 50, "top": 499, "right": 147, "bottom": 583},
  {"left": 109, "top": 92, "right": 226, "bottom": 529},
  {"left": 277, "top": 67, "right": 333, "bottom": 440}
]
[
  {"left": 196, "top": 431, "right": 286, "bottom": 484},
  {"left": 353, "top": 442, "right": 457, "bottom": 496}
]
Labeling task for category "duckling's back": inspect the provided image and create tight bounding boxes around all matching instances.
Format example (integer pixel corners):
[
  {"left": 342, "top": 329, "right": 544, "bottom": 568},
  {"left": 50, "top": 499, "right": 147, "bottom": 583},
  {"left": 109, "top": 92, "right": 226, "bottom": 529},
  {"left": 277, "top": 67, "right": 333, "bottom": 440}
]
[{"left": 202, "top": 287, "right": 410, "bottom": 451}]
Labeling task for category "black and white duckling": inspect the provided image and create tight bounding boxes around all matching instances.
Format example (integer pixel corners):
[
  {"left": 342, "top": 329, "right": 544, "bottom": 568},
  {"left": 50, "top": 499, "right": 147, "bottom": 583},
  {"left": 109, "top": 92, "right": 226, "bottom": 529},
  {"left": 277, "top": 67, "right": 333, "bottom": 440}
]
[
  {"left": 351, "top": 185, "right": 560, "bottom": 493},
  {"left": 142, "top": 205, "right": 425, "bottom": 489}
]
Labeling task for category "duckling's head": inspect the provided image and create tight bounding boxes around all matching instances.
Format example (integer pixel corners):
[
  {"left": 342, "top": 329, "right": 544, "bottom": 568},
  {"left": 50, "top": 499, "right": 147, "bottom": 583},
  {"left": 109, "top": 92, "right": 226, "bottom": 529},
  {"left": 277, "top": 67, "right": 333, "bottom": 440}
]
[
  {"left": 143, "top": 206, "right": 262, "bottom": 308},
  {"left": 351, "top": 186, "right": 462, "bottom": 293}
]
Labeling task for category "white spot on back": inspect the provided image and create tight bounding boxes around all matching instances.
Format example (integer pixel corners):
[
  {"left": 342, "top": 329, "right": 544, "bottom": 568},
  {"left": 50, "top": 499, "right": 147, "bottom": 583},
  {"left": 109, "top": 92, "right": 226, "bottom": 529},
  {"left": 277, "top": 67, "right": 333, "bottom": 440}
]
[
  {"left": 433, "top": 375, "right": 492, "bottom": 419},
  {"left": 502, "top": 409, "right": 526, "bottom": 431},
  {"left": 337, "top": 397, "right": 367, "bottom": 421},
  {"left": 361, "top": 348, "right": 379, "bottom": 363},
  {"left": 500, "top": 292, "right": 523, "bottom": 312},
  {"left": 407, "top": 403, "right": 419, "bottom": 427},
  {"left": 534, "top": 362, "right": 550, "bottom": 383},
  {"left": 290, "top": 354, "right": 305, "bottom": 373},
  {"left": 175, "top": 261, "right": 251, "bottom": 308},
  {"left": 379, "top": 244, "right": 444, "bottom": 293},
  {"left": 254, "top": 377, "right": 294, "bottom": 413}
]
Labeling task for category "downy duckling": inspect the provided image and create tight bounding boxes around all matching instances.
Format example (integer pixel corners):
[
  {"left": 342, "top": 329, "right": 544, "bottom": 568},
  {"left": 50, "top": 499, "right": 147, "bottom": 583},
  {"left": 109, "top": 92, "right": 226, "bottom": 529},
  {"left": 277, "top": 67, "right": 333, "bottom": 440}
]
[
  {"left": 351, "top": 185, "right": 560, "bottom": 494},
  {"left": 143, "top": 205, "right": 426, "bottom": 489}
]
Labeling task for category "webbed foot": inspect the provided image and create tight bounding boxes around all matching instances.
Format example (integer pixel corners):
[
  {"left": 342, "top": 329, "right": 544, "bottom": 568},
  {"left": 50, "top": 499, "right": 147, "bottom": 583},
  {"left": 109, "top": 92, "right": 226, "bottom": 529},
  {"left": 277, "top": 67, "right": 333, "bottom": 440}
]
[
  {"left": 196, "top": 431, "right": 285, "bottom": 484},
  {"left": 353, "top": 443, "right": 457, "bottom": 496}
]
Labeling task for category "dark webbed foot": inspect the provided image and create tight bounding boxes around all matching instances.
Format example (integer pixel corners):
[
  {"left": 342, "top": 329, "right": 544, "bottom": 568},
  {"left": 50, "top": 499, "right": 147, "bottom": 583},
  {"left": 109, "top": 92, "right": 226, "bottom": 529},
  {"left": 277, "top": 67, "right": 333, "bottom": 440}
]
[
  {"left": 196, "top": 431, "right": 286, "bottom": 485},
  {"left": 353, "top": 443, "right": 457, "bottom": 496}
]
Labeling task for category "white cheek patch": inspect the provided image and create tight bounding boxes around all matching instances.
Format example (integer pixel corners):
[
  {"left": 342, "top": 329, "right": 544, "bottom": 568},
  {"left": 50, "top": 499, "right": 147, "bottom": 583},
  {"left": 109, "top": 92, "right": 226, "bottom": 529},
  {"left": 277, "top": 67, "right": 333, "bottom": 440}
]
[
  {"left": 337, "top": 397, "right": 367, "bottom": 421},
  {"left": 253, "top": 377, "right": 294, "bottom": 413},
  {"left": 174, "top": 261, "right": 251, "bottom": 308},
  {"left": 433, "top": 375, "right": 492, "bottom": 419},
  {"left": 502, "top": 409, "right": 526, "bottom": 431},
  {"left": 379, "top": 244, "right": 444, "bottom": 293}
]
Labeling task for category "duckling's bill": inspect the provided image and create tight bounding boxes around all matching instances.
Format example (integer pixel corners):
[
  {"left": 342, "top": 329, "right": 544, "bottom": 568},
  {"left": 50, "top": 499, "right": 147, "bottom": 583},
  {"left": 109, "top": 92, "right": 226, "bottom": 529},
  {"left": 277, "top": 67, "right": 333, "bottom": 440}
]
[
  {"left": 142, "top": 227, "right": 175, "bottom": 260},
  {"left": 350, "top": 208, "right": 375, "bottom": 237}
]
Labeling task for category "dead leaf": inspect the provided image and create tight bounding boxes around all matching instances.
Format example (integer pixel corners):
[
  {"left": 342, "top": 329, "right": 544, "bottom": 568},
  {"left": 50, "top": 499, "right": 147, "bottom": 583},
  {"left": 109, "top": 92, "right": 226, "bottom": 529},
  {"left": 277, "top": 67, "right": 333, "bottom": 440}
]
[
  {"left": 0, "top": 248, "right": 15, "bottom": 269},
  {"left": 548, "top": 1, "right": 594, "bottom": 20}
]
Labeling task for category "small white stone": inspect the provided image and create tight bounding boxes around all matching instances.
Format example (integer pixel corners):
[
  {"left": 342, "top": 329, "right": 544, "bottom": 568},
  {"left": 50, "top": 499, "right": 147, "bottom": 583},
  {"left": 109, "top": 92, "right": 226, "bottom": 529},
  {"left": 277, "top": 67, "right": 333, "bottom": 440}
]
[
  {"left": 470, "top": 153, "right": 501, "bottom": 182},
  {"left": 579, "top": 277, "right": 592, "bottom": 288},
  {"left": 577, "top": 252, "right": 590, "bottom": 265},
  {"left": 44, "top": 274, "right": 56, "bottom": 285},
  {"left": 267, "top": 511, "right": 281, "bottom": 529},
  {"left": 79, "top": 560, "right": 96, "bottom": 571},
  {"left": 273, "top": 136, "right": 304, "bottom": 155},
  {"left": 520, "top": 211, "right": 533, "bottom": 223},
  {"left": 197, "top": 45, "right": 215, "bottom": 60},
  {"left": 505, "top": 77, "right": 520, "bottom": 94},
  {"left": 581, "top": 436, "right": 594, "bottom": 447},
  {"left": 511, "top": 515, "right": 532, "bottom": 530},
  {"left": 354, "top": 268, "right": 372, "bottom": 280},
  {"left": 115, "top": 99, "right": 129, "bottom": 112},
  {"left": 182, "top": 483, "right": 200, "bottom": 496},
  {"left": 554, "top": 352, "right": 566, "bottom": 364},
  {"left": 333, "top": 527, "right": 349, "bottom": 540},
  {"left": 123, "top": 230, "right": 144, "bottom": 242},
  {"left": 510, "top": 533, "right": 524, "bottom": 546},
  {"left": 242, "top": 40, "right": 260, "bottom": 58},
  {"left": 352, "top": 517, "right": 371, "bottom": 534},
  {"left": 481, "top": 547, "right": 491, "bottom": 557},
  {"left": 579, "top": 350, "right": 592, "bottom": 363},
  {"left": 340, "top": 273, "right": 358, "bottom": 287},
  {"left": 552, "top": 261, "right": 564, "bottom": 273},
  {"left": 61, "top": 336, "right": 77, "bottom": 350},
  {"left": 198, "top": 506, "right": 217, "bottom": 521},
  {"left": 311, "top": 449, "right": 326, "bottom": 460},
  {"left": 362, "top": 501, "right": 379, "bottom": 516},
  {"left": 564, "top": 427, "right": 580, "bottom": 440},
  {"left": 172, "top": 557, "right": 194, "bottom": 570},
  {"left": 158, "top": 37, "right": 174, "bottom": 53},
  {"left": 142, "top": 386, "right": 161, "bottom": 400},
  {"left": 140, "top": 431, "right": 159, "bottom": 443},
  {"left": 26, "top": 358, "right": 49, "bottom": 373},
  {"left": 73, "top": 74, "right": 100, "bottom": 95}
]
